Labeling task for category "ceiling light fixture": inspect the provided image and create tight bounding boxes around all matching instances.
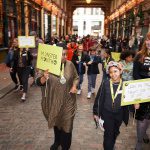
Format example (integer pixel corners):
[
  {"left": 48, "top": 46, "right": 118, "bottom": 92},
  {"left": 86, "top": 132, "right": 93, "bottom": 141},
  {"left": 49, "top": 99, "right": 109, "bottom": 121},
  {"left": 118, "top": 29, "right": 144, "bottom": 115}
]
[{"left": 86, "top": 0, "right": 91, "bottom": 4}]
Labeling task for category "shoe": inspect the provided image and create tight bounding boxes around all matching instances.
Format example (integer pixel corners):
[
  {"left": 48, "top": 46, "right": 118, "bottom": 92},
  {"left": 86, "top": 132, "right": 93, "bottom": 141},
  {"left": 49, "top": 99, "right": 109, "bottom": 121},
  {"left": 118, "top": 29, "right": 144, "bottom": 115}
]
[
  {"left": 20, "top": 85, "right": 23, "bottom": 91},
  {"left": 14, "top": 84, "right": 19, "bottom": 90},
  {"left": 21, "top": 93, "right": 26, "bottom": 102},
  {"left": 14, "top": 85, "right": 20, "bottom": 92},
  {"left": 50, "top": 143, "right": 60, "bottom": 150},
  {"left": 143, "top": 138, "right": 149, "bottom": 143},
  {"left": 87, "top": 92, "right": 91, "bottom": 99},
  {"left": 77, "top": 89, "right": 81, "bottom": 95},
  {"left": 91, "top": 88, "right": 95, "bottom": 94}
]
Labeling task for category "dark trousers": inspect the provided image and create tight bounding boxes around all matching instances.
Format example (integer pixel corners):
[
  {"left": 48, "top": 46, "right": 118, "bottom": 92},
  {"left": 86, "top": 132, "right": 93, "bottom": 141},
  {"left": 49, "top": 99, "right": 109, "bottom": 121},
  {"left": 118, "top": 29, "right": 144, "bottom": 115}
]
[
  {"left": 17, "top": 67, "right": 31, "bottom": 93},
  {"left": 10, "top": 69, "right": 18, "bottom": 85},
  {"left": 136, "top": 119, "right": 150, "bottom": 150},
  {"left": 53, "top": 126, "right": 72, "bottom": 150},
  {"left": 103, "top": 109, "right": 123, "bottom": 150}
]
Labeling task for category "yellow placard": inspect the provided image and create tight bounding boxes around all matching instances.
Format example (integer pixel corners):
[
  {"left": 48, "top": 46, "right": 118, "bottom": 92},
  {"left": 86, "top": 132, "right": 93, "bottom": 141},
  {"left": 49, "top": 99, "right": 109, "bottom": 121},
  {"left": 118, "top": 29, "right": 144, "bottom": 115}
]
[
  {"left": 18, "top": 36, "right": 35, "bottom": 48},
  {"left": 121, "top": 79, "right": 150, "bottom": 106},
  {"left": 111, "top": 52, "right": 121, "bottom": 62},
  {"left": 36, "top": 43, "right": 63, "bottom": 76}
]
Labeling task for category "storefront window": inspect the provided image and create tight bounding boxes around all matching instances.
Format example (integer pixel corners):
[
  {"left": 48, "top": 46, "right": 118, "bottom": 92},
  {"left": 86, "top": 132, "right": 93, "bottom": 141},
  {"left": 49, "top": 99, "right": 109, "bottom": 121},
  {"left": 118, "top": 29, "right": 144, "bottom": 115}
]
[
  {"left": 0, "top": 1, "right": 3, "bottom": 46},
  {"left": 6, "top": 0, "right": 16, "bottom": 46},
  {"left": 52, "top": 15, "right": 57, "bottom": 35}
]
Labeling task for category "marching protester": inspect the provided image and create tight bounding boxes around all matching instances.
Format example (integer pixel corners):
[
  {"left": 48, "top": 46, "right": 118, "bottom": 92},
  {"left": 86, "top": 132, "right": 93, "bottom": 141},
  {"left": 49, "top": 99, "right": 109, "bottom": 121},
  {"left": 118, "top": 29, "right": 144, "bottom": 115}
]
[
  {"left": 133, "top": 32, "right": 150, "bottom": 150},
  {"left": 67, "top": 40, "right": 77, "bottom": 61},
  {"left": 12, "top": 48, "right": 33, "bottom": 101},
  {"left": 102, "top": 49, "right": 114, "bottom": 80},
  {"left": 29, "top": 31, "right": 44, "bottom": 85},
  {"left": 5, "top": 38, "right": 20, "bottom": 90},
  {"left": 36, "top": 46, "right": 79, "bottom": 150},
  {"left": 86, "top": 47, "right": 100, "bottom": 98},
  {"left": 120, "top": 50, "right": 135, "bottom": 81},
  {"left": 93, "top": 61, "right": 129, "bottom": 150},
  {"left": 72, "top": 44, "right": 87, "bottom": 95}
]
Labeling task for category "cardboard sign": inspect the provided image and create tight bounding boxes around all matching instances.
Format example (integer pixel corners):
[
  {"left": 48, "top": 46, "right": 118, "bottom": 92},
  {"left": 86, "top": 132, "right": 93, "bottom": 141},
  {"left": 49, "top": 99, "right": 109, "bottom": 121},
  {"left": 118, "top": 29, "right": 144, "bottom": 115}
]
[
  {"left": 121, "top": 79, "right": 150, "bottom": 106},
  {"left": 111, "top": 52, "right": 121, "bottom": 62},
  {"left": 37, "top": 43, "right": 63, "bottom": 76},
  {"left": 18, "top": 36, "right": 35, "bottom": 48}
]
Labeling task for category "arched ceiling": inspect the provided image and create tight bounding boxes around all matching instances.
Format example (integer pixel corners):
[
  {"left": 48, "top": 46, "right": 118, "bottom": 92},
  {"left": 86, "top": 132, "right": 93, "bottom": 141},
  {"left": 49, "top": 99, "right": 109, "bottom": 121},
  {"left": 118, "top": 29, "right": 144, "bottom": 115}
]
[{"left": 66, "top": 0, "right": 112, "bottom": 16}]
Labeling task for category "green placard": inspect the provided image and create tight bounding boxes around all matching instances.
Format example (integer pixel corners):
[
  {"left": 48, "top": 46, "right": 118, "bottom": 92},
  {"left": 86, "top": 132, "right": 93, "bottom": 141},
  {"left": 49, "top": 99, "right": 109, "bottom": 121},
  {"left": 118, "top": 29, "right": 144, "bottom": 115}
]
[
  {"left": 37, "top": 43, "right": 63, "bottom": 76},
  {"left": 111, "top": 52, "right": 121, "bottom": 62},
  {"left": 121, "top": 78, "right": 150, "bottom": 106}
]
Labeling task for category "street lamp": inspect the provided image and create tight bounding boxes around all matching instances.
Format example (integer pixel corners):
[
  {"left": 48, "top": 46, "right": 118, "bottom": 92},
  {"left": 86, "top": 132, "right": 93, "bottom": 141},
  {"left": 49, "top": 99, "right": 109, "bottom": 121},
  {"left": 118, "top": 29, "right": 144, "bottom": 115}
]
[{"left": 86, "top": 0, "right": 92, "bottom": 4}]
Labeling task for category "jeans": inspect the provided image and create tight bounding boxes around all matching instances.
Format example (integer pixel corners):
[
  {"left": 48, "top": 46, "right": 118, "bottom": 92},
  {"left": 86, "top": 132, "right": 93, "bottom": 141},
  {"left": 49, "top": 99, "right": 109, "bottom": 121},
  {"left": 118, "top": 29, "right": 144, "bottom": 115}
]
[
  {"left": 78, "top": 74, "right": 83, "bottom": 90},
  {"left": 135, "top": 119, "right": 150, "bottom": 150},
  {"left": 88, "top": 74, "right": 97, "bottom": 92}
]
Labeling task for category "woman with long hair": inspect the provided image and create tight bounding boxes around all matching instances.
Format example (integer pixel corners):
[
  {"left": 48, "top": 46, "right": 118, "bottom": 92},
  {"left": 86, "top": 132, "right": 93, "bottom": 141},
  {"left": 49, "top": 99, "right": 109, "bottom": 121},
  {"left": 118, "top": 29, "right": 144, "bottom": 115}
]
[{"left": 133, "top": 32, "right": 150, "bottom": 150}]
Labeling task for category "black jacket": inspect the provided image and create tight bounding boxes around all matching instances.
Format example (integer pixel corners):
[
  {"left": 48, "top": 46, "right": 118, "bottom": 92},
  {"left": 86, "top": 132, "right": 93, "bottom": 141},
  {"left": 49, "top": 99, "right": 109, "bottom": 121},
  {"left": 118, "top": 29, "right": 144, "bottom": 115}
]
[
  {"left": 71, "top": 51, "right": 87, "bottom": 75},
  {"left": 12, "top": 49, "right": 33, "bottom": 68},
  {"left": 93, "top": 79, "right": 129, "bottom": 125},
  {"left": 86, "top": 55, "right": 100, "bottom": 75},
  {"left": 133, "top": 53, "right": 150, "bottom": 120}
]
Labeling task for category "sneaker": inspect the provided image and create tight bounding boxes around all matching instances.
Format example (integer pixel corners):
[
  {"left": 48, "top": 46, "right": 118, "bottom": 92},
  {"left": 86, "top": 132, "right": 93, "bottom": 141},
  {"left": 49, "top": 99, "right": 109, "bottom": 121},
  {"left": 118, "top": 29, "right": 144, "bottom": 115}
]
[
  {"left": 50, "top": 143, "right": 60, "bottom": 150},
  {"left": 77, "top": 89, "right": 81, "bottom": 95},
  {"left": 91, "top": 88, "right": 95, "bottom": 94},
  {"left": 14, "top": 84, "right": 19, "bottom": 90},
  {"left": 143, "top": 138, "right": 149, "bottom": 144},
  {"left": 21, "top": 93, "right": 26, "bottom": 102},
  {"left": 87, "top": 92, "right": 91, "bottom": 99},
  {"left": 20, "top": 85, "right": 23, "bottom": 91},
  {"left": 14, "top": 85, "right": 21, "bottom": 92}
]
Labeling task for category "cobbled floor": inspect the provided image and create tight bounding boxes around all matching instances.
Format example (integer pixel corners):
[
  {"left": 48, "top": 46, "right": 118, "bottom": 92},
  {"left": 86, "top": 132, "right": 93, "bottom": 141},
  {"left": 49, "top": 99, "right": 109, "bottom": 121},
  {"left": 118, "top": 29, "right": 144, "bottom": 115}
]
[{"left": 0, "top": 72, "right": 149, "bottom": 150}]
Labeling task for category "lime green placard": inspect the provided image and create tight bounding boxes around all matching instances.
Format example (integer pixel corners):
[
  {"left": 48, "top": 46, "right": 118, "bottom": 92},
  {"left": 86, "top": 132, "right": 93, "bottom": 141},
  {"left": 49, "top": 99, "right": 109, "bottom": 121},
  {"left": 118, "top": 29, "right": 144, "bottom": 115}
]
[
  {"left": 36, "top": 43, "right": 63, "bottom": 76},
  {"left": 18, "top": 36, "right": 35, "bottom": 48},
  {"left": 121, "top": 78, "right": 150, "bottom": 106},
  {"left": 111, "top": 52, "right": 121, "bottom": 62}
]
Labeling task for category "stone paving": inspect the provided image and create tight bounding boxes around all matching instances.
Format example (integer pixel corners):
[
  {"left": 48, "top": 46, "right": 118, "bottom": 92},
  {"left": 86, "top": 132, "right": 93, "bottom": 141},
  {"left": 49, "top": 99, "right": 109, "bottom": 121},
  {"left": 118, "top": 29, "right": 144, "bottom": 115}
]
[{"left": 0, "top": 71, "right": 150, "bottom": 150}]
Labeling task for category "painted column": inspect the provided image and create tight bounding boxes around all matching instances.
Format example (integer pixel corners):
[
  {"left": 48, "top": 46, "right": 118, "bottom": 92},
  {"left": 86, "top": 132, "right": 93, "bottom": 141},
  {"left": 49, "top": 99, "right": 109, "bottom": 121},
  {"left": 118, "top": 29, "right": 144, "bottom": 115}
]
[
  {"left": 24, "top": 0, "right": 29, "bottom": 36},
  {"left": 41, "top": 8, "right": 44, "bottom": 40}
]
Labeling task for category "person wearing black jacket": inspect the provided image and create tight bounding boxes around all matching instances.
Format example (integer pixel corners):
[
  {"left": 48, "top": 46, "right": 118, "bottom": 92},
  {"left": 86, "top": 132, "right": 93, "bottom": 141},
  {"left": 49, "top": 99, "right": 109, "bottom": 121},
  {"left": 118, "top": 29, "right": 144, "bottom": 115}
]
[
  {"left": 12, "top": 48, "right": 33, "bottom": 101},
  {"left": 93, "top": 61, "right": 129, "bottom": 150},
  {"left": 5, "top": 38, "right": 20, "bottom": 90},
  {"left": 86, "top": 48, "right": 100, "bottom": 98},
  {"left": 133, "top": 37, "right": 150, "bottom": 150},
  {"left": 72, "top": 44, "right": 87, "bottom": 95}
]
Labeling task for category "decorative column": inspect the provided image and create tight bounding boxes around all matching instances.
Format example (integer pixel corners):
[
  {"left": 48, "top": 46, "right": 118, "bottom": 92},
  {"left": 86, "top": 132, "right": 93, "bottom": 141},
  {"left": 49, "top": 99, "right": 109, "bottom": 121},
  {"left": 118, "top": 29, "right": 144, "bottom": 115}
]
[
  {"left": 24, "top": 0, "right": 29, "bottom": 36},
  {"left": 0, "top": 0, "right": 3, "bottom": 45},
  {"left": 2, "top": 0, "right": 8, "bottom": 46},
  {"left": 56, "top": 15, "right": 60, "bottom": 37},
  {"left": 41, "top": 7, "right": 44, "bottom": 40}
]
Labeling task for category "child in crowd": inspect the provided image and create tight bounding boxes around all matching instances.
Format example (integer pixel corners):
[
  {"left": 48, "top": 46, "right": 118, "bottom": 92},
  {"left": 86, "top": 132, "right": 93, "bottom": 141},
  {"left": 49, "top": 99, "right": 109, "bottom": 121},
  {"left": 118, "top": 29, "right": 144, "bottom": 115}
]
[
  {"left": 120, "top": 50, "right": 135, "bottom": 81},
  {"left": 93, "top": 61, "right": 129, "bottom": 150},
  {"left": 102, "top": 49, "right": 114, "bottom": 80},
  {"left": 86, "top": 47, "right": 100, "bottom": 98}
]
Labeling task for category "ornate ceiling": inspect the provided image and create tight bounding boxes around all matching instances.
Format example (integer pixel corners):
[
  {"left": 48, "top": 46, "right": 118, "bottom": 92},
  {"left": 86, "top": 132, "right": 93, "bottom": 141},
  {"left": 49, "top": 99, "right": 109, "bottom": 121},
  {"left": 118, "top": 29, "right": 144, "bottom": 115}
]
[{"left": 66, "top": 0, "right": 112, "bottom": 16}]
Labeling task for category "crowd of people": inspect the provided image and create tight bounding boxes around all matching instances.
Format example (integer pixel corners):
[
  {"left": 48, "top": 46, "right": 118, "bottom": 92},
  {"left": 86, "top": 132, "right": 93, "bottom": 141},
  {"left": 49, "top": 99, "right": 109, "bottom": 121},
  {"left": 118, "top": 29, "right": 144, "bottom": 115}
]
[{"left": 4, "top": 31, "right": 150, "bottom": 150}]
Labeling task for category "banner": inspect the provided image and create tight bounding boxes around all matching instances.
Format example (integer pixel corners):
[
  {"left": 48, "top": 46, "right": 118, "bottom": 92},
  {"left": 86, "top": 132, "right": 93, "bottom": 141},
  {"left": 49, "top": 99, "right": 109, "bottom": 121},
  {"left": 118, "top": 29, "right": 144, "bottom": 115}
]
[
  {"left": 37, "top": 43, "right": 63, "bottom": 76},
  {"left": 111, "top": 52, "right": 121, "bottom": 62},
  {"left": 18, "top": 36, "right": 35, "bottom": 48},
  {"left": 121, "top": 79, "right": 150, "bottom": 106}
]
